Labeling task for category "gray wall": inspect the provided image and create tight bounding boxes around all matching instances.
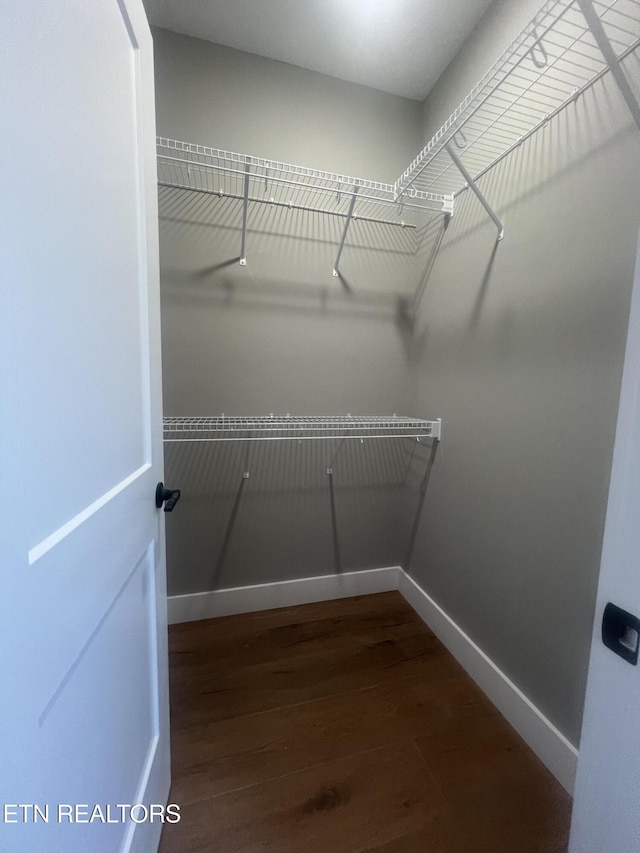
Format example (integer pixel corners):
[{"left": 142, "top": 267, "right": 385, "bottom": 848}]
[
  {"left": 407, "top": 1, "right": 640, "bottom": 745},
  {"left": 153, "top": 29, "right": 422, "bottom": 181},
  {"left": 152, "top": 29, "right": 425, "bottom": 595},
  {"left": 421, "top": 0, "right": 545, "bottom": 141},
  {"left": 153, "top": 11, "right": 640, "bottom": 749}
]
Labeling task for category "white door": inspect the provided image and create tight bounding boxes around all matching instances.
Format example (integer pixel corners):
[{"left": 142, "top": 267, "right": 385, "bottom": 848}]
[
  {"left": 0, "top": 3, "right": 170, "bottom": 852},
  {"left": 569, "top": 231, "right": 640, "bottom": 850}
]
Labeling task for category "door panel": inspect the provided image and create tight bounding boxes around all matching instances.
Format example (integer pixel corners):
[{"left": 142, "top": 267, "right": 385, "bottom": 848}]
[
  {"left": 17, "top": 485, "right": 157, "bottom": 716},
  {"left": 17, "top": 0, "right": 151, "bottom": 547},
  {"left": 36, "top": 548, "right": 159, "bottom": 853},
  {"left": 0, "top": 2, "right": 169, "bottom": 852},
  {"left": 569, "top": 233, "right": 640, "bottom": 848}
]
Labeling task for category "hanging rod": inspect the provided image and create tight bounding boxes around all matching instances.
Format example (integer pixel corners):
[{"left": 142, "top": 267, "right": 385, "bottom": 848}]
[
  {"left": 158, "top": 181, "right": 417, "bottom": 229},
  {"left": 158, "top": 153, "right": 443, "bottom": 215},
  {"left": 163, "top": 415, "right": 442, "bottom": 443}
]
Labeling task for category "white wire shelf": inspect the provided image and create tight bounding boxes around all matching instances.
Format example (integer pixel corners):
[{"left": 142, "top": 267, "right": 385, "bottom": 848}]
[
  {"left": 163, "top": 415, "right": 441, "bottom": 443},
  {"left": 396, "top": 0, "right": 640, "bottom": 200},
  {"left": 156, "top": 0, "right": 640, "bottom": 277},
  {"left": 157, "top": 138, "right": 453, "bottom": 221}
]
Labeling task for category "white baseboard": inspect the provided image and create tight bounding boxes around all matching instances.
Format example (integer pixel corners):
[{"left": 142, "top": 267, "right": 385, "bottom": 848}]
[
  {"left": 167, "top": 566, "right": 401, "bottom": 624},
  {"left": 167, "top": 565, "right": 577, "bottom": 793},
  {"left": 398, "top": 570, "right": 578, "bottom": 794}
]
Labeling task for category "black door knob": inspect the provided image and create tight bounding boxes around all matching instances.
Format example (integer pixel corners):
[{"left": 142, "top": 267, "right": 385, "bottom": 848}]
[{"left": 155, "top": 481, "right": 181, "bottom": 512}]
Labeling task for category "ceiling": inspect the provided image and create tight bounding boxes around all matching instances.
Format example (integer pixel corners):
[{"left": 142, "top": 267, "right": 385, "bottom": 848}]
[{"left": 143, "top": 0, "right": 494, "bottom": 101}]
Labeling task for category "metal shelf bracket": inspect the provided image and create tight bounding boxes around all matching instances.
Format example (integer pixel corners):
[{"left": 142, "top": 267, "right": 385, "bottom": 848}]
[
  {"left": 445, "top": 143, "right": 504, "bottom": 241},
  {"left": 332, "top": 185, "right": 359, "bottom": 277},
  {"left": 239, "top": 162, "right": 250, "bottom": 265},
  {"left": 577, "top": 0, "right": 640, "bottom": 130}
]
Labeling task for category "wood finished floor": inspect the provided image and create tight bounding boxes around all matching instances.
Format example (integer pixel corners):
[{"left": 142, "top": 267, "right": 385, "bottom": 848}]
[{"left": 159, "top": 592, "right": 571, "bottom": 852}]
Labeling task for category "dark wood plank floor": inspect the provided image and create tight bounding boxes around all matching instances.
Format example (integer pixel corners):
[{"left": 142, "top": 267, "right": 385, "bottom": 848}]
[{"left": 159, "top": 592, "right": 571, "bottom": 852}]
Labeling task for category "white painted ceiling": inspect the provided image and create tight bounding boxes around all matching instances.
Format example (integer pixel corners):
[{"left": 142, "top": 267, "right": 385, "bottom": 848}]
[{"left": 143, "top": 0, "right": 494, "bottom": 101}]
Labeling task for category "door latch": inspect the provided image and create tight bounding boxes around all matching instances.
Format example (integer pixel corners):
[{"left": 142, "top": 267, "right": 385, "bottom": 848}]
[{"left": 602, "top": 602, "right": 640, "bottom": 665}]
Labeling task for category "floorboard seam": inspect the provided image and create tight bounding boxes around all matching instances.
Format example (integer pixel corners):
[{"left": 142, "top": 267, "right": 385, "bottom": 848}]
[{"left": 170, "top": 741, "right": 404, "bottom": 807}]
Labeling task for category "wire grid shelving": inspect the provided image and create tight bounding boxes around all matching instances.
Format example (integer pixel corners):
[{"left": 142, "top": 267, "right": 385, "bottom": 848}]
[
  {"left": 157, "top": 138, "right": 453, "bottom": 225},
  {"left": 155, "top": 0, "right": 640, "bottom": 282},
  {"left": 163, "top": 415, "right": 441, "bottom": 443},
  {"left": 157, "top": 1, "right": 640, "bottom": 243},
  {"left": 396, "top": 0, "right": 640, "bottom": 200}
]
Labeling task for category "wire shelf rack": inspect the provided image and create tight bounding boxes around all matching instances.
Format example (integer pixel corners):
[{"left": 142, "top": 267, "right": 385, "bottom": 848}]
[
  {"left": 157, "top": 138, "right": 453, "bottom": 223},
  {"left": 156, "top": 0, "right": 640, "bottom": 277},
  {"left": 163, "top": 415, "right": 441, "bottom": 443},
  {"left": 396, "top": 0, "right": 640, "bottom": 200}
]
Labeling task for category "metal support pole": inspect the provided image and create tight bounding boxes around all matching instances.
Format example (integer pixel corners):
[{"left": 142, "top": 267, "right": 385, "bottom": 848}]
[
  {"left": 242, "top": 431, "right": 251, "bottom": 478},
  {"left": 445, "top": 143, "right": 504, "bottom": 241},
  {"left": 239, "top": 163, "right": 250, "bottom": 265},
  {"left": 577, "top": 0, "right": 640, "bottom": 130},
  {"left": 332, "top": 185, "right": 359, "bottom": 277}
]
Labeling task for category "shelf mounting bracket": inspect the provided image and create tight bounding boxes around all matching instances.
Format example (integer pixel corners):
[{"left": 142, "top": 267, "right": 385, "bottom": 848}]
[
  {"left": 445, "top": 143, "right": 504, "bottom": 241},
  {"left": 577, "top": 0, "right": 640, "bottom": 130},
  {"left": 239, "top": 162, "right": 250, "bottom": 265},
  {"left": 333, "top": 185, "right": 359, "bottom": 277}
]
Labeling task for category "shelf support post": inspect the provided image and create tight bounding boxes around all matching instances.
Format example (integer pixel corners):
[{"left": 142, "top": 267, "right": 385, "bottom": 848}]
[
  {"left": 332, "top": 185, "right": 359, "bottom": 277},
  {"left": 445, "top": 143, "right": 504, "bottom": 241},
  {"left": 577, "top": 0, "right": 640, "bottom": 130},
  {"left": 239, "top": 162, "right": 250, "bottom": 265}
]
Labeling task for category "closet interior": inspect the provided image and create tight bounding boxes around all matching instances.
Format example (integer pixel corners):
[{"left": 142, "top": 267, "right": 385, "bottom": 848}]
[{"left": 151, "top": 0, "right": 640, "bottom": 805}]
